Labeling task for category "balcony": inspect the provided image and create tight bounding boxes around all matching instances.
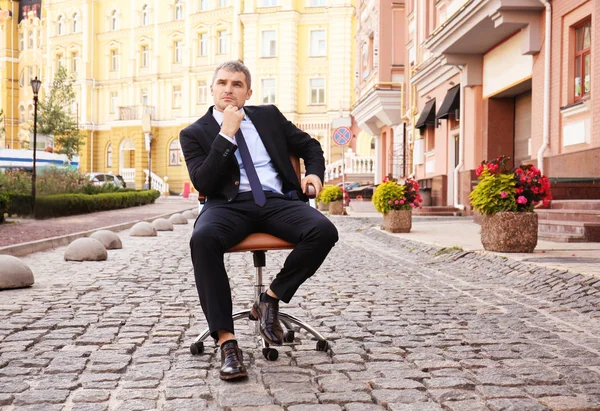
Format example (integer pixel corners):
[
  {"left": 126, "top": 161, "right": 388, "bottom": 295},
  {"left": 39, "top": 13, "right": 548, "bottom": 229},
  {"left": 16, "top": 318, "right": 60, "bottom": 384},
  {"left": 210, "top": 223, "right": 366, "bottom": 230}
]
[
  {"left": 351, "top": 83, "right": 403, "bottom": 136},
  {"left": 424, "top": 0, "right": 545, "bottom": 57},
  {"left": 118, "top": 105, "right": 155, "bottom": 121}
]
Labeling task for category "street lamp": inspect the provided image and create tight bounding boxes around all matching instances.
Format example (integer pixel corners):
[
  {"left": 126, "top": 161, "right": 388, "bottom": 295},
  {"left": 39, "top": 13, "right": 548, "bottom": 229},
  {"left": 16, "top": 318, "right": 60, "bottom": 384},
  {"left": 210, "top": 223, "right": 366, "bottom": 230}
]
[{"left": 30, "top": 76, "right": 41, "bottom": 216}]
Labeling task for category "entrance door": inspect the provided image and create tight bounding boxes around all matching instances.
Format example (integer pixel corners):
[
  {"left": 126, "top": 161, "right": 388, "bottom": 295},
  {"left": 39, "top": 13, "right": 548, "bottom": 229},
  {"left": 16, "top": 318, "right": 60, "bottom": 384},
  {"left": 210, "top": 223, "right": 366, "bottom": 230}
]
[{"left": 514, "top": 91, "right": 532, "bottom": 166}]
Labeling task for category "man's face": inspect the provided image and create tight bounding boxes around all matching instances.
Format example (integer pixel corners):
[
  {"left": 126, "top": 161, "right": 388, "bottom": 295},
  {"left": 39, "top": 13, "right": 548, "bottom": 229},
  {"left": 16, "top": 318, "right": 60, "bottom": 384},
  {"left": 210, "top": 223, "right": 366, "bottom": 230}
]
[{"left": 211, "top": 69, "right": 252, "bottom": 112}]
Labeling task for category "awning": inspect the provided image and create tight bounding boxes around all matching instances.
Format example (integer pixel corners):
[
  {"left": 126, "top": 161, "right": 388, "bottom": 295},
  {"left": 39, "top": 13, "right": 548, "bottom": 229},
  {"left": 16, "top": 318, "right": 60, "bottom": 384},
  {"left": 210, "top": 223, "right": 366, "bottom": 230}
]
[
  {"left": 436, "top": 85, "right": 460, "bottom": 120},
  {"left": 415, "top": 99, "right": 436, "bottom": 130}
]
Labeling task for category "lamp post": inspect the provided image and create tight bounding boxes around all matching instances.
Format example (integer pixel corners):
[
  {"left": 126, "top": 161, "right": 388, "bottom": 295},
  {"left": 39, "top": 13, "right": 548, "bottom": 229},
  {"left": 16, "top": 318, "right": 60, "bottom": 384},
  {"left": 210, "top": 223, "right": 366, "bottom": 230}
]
[{"left": 30, "top": 76, "right": 42, "bottom": 216}]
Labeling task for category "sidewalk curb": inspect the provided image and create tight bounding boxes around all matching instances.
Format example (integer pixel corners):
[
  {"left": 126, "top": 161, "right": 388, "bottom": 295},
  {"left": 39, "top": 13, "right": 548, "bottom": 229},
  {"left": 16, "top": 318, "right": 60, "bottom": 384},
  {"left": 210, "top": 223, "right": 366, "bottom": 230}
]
[{"left": 0, "top": 207, "right": 197, "bottom": 258}]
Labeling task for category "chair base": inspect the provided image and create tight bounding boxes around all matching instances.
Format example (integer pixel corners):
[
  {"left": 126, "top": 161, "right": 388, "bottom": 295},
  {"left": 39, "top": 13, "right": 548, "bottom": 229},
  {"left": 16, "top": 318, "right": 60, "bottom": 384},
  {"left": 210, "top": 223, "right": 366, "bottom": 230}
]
[{"left": 190, "top": 309, "right": 329, "bottom": 361}]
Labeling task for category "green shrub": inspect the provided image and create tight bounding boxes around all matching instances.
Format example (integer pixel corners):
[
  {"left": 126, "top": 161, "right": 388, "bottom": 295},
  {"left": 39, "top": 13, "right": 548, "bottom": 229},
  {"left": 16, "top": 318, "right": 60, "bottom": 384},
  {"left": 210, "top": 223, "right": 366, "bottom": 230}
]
[
  {"left": 372, "top": 181, "right": 405, "bottom": 214},
  {"left": 0, "top": 191, "right": 9, "bottom": 223},
  {"left": 319, "top": 185, "right": 343, "bottom": 204},
  {"left": 469, "top": 167, "right": 516, "bottom": 215}
]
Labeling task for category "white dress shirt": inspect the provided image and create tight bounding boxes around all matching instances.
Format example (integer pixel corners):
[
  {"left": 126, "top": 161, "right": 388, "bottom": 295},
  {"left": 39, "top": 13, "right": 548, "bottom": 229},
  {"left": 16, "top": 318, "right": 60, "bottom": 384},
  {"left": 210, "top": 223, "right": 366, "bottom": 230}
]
[{"left": 212, "top": 108, "right": 283, "bottom": 195}]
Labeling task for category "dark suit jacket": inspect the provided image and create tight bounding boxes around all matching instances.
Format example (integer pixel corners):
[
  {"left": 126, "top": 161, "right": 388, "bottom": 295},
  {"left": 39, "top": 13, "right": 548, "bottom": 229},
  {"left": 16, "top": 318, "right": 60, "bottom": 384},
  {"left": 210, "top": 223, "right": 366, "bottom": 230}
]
[{"left": 179, "top": 105, "right": 325, "bottom": 202}]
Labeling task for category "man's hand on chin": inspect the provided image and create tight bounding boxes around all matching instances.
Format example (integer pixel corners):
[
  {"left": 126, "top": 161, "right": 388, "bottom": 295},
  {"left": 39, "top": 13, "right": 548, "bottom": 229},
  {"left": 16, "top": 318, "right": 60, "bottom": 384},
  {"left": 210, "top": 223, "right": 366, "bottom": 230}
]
[{"left": 301, "top": 174, "right": 323, "bottom": 198}]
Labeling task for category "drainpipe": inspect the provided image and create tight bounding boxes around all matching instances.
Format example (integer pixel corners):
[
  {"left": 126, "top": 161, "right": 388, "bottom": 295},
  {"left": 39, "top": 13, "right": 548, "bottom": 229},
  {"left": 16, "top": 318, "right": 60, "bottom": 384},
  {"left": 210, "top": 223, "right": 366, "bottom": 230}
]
[
  {"left": 536, "top": 0, "right": 551, "bottom": 174},
  {"left": 453, "top": 65, "right": 465, "bottom": 210}
]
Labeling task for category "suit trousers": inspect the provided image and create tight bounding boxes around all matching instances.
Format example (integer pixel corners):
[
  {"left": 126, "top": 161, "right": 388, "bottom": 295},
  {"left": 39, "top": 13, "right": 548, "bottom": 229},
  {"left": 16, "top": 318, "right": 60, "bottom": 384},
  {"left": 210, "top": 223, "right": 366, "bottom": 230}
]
[{"left": 189, "top": 191, "right": 339, "bottom": 338}]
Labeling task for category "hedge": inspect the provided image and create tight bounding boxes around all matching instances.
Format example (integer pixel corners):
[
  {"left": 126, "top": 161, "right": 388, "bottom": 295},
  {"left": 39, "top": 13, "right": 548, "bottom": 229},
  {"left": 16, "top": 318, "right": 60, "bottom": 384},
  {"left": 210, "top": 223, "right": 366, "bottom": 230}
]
[
  {"left": 0, "top": 191, "right": 9, "bottom": 224},
  {"left": 5, "top": 190, "right": 160, "bottom": 219}
]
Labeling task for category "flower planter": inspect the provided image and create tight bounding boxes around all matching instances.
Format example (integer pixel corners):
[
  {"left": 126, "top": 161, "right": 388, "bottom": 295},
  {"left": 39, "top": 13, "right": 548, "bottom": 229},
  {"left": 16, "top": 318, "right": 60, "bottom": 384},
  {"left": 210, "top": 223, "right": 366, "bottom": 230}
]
[
  {"left": 329, "top": 201, "right": 344, "bottom": 215},
  {"left": 382, "top": 209, "right": 412, "bottom": 233},
  {"left": 317, "top": 201, "right": 328, "bottom": 211},
  {"left": 480, "top": 211, "right": 538, "bottom": 253}
]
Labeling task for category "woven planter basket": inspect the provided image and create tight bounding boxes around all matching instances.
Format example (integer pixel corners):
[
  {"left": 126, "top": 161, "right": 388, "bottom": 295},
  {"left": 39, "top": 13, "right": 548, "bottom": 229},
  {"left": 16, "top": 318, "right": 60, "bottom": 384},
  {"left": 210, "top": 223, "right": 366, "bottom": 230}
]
[
  {"left": 382, "top": 209, "right": 412, "bottom": 233},
  {"left": 481, "top": 211, "right": 538, "bottom": 253}
]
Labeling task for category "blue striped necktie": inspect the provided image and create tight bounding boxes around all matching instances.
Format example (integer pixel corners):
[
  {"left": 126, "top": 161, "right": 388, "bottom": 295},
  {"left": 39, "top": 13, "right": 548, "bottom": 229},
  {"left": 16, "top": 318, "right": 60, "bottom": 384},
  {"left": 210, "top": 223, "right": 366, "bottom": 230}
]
[{"left": 235, "top": 128, "right": 266, "bottom": 206}]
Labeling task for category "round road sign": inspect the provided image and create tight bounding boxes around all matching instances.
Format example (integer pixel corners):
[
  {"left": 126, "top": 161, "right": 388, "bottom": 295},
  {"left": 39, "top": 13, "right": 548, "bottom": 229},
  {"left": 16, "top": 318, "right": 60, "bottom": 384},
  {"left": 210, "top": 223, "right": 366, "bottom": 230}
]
[{"left": 333, "top": 127, "right": 351, "bottom": 146}]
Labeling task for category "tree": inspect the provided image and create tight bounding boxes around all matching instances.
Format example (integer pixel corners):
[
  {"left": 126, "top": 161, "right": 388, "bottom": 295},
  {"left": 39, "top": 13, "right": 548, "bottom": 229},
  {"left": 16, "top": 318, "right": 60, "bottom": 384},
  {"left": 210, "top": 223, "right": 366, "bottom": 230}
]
[{"left": 37, "top": 66, "right": 84, "bottom": 160}]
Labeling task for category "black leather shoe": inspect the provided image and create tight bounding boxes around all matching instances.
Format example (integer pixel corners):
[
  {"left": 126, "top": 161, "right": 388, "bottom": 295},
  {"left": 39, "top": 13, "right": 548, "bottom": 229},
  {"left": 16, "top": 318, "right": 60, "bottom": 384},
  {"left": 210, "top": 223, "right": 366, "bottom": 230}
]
[
  {"left": 219, "top": 341, "right": 248, "bottom": 381},
  {"left": 250, "top": 299, "right": 284, "bottom": 346}
]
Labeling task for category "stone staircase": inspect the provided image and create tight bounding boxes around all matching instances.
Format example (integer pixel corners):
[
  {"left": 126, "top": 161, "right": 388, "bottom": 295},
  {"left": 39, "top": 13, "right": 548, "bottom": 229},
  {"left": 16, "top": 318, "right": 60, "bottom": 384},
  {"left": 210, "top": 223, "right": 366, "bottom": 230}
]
[
  {"left": 413, "top": 206, "right": 462, "bottom": 217},
  {"left": 536, "top": 200, "right": 600, "bottom": 242}
]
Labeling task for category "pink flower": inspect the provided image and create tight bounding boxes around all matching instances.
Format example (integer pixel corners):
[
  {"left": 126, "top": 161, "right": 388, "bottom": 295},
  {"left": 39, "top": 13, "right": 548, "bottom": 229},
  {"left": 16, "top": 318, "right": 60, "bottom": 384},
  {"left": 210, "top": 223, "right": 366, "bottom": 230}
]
[
  {"left": 394, "top": 200, "right": 399, "bottom": 205},
  {"left": 517, "top": 196, "right": 528, "bottom": 204},
  {"left": 399, "top": 200, "right": 404, "bottom": 204},
  {"left": 500, "top": 191, "right": 507, "bottom": 198}
]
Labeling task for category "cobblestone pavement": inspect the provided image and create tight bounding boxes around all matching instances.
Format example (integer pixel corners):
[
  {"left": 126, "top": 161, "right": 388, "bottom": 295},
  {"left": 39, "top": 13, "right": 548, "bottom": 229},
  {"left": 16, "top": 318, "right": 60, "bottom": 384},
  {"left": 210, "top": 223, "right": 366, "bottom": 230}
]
[{"left": 2, "top": 216, "right": 600, "bottom": 411}]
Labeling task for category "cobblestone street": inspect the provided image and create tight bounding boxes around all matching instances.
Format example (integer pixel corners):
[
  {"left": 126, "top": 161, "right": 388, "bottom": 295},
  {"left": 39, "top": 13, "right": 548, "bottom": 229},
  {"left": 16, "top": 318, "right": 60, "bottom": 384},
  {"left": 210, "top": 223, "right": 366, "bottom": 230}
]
[{"left": 2, "top": 216, "right": 600, "bottom": 411}]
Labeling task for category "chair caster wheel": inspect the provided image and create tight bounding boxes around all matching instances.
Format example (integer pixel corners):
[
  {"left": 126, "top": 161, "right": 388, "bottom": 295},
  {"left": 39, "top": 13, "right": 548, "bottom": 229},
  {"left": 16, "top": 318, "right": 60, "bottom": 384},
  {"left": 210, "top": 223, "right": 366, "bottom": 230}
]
[
  {"left": 316, "top": 340, "right": 329, "bottom": 352},
  {"left": 284, "top": 330, "right": 295, "bottom": 343},
  {"left": 190, "top": 341, "right": 204, "bottom": 355},
  {"left": 262, "top": 347, "right": 279, "bottom": 361}
]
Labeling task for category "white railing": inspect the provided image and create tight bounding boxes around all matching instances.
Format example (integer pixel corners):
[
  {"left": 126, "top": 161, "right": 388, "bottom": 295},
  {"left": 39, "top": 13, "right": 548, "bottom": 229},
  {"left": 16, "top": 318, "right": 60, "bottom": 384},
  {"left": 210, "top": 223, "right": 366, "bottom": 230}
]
[
  {"left": 120, "top": 168, "right": 135, "bottom": 183},
  {"left": 324, "top": 148, "right": 375, "bottom": 182},
  {"left": 144, "top": 169, "right": 169, "bottom": 195}
]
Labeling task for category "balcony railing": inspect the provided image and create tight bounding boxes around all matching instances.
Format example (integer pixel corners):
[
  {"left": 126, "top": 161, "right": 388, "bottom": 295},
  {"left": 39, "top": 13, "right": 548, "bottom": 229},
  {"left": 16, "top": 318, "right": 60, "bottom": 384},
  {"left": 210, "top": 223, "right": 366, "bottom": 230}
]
[{"left": 118, "top": 105, "right": 155, "bottom": 121}]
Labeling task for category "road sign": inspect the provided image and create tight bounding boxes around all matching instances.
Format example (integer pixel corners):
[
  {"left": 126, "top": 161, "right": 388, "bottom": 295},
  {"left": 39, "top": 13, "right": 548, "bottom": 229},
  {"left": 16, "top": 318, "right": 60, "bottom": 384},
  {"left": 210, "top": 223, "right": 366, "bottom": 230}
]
[{"left": 333, "top": 127, "right": 351, "bottom": 146}]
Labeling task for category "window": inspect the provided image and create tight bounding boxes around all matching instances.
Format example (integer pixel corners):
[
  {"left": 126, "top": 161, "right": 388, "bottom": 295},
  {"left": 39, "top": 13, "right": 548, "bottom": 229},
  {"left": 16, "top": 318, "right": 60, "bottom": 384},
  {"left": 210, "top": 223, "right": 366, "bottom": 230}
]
[
  {"left": 72, "top": 12, "right": 80, "bottom": 32},
  {"left": 309, "top": 0, "right": 325, "bottom": 5},
  {"left": 173, "top": 40, "right": 183, "bottom": 63},
  {"left": 141, "top": 89, "right": 149, "bottom": 106},
  {"left": 141, "top": 45, "right": 150, "bottom": 67},
  {"left": 19, "top": 33, "right": 24, "bottom": 50},
  {"left": 175, "top": 0, "right": 184, "bottom": 20},
  {"left": 310, "top": 78, "right": 325, "bottom": 104},
  {"left": 27, "top": 104, "right": 34, "bottom": 121},
  {"left": 361, "top": 42, "right": 369, "bottom": 79},
  {"left": 261, "top": 78, "right": 276, "bottom": 104},
  {"left": 310, "top": 30, "right": 326, "bottom": 56},
  {"left": 107, "top": 143, "right": 113, "bottom": 167},
  {"left": 142, "top": 5, "right": 150, "bottom": 26},
  {"left": 218, "top": 30, "right": 228, "bottom": 54},
  {"left": 110, "top": 49, "right": 118, "bottom": 71},
  {"left": 219, "top": 0, "right": 228, "bottom": 7},
  {"left": 574, "top": 19, "right": 591, "bottom": 101},
  {"left": 57, "top": 15, "right": 65, "bottom": 35},
  {"left": 197, "top": 80, "right": 207, "bottom": 104},
  {"left": 71, "top": 51, "right": 78, "bottom": 72},
  {"left": 263, "top": 0, "right": 278, "bottom": 5},
  {"left": 169, "top": 139, "right": 182, "bottom": 165},
  {"left": 199, "top": 0, "right": 209, "bottom": 11},
  {"left": 173, "top": 85, "right": 182, "bottom": 108},
  {"left": 20, "top": 106, "right": 25, "bottom": 123},
  {"left": 57, "top": 54, "right": 64, "bottom": 69},
  {"left": 111, "top": 10, "right": 119, "bottom": 31},
  {"left": 262, "top": 31, "right": 277, "bottom": 57},
  {"left": 28, "top": 31, "right": 34, "bottom": 48},
  {"left": 110, "top": 91, "right": 118, "bottom": 113},
  {"left": 37, "top": 30, "right": 41, "bottom": 48},
  {"left": 198, "top": 32, "right": 208, "bottom": 56}
]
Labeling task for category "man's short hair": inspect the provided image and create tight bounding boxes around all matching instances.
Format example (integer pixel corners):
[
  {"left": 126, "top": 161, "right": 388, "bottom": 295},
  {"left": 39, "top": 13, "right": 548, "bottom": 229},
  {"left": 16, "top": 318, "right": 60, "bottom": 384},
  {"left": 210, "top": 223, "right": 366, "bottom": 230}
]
[{"left": 212, "top": 60, "right": 252, "bottom": 90}]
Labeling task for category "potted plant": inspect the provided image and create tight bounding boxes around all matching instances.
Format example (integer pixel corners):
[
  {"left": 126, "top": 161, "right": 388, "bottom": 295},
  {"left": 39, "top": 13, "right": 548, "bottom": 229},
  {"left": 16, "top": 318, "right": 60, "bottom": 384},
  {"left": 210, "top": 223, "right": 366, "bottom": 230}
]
[
  {"left": 469, "top": 155, "right": 552, "bottom": 253},
  {"left": 319, "top": 185, "right": 344, "bottom": 215},
  {"left": 372, "top": 176, "right": 422, "bottom": 233}
]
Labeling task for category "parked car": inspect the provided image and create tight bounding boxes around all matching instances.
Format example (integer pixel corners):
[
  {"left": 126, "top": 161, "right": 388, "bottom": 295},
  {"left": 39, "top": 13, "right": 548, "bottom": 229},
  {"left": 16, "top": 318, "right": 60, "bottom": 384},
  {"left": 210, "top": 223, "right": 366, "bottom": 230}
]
[{"left": 87, "top": 172, "right": 126, "bottom": 188}]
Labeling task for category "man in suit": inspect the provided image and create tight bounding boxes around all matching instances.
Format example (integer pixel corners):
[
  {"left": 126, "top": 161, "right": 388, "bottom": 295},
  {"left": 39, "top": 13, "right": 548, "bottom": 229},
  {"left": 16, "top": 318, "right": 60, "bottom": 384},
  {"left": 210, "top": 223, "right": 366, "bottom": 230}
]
[{"left": 180, "top": 60, "right": 339, "bottom": 381}]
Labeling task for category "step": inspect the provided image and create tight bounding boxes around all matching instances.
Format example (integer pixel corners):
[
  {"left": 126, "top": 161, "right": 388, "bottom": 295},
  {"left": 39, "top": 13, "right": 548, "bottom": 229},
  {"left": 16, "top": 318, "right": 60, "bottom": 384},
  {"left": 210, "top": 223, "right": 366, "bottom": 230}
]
[
  {"left": 550, "top": 200, "right": 600, "bottom": 211},
  {"left": 413, "top": 211, "right": 460, "bottom": 217},
  {"left": 538, "top": 220, "right": 600, "bottom": 241},
  {"left": 538, "top": 231, "right": 587, "bottom": 243},
  {"left": 536, "top": 209, "right": 600, "bottom": 222},
  {"left": 418, "top": 206, "right": 460, "bottom": 212}
]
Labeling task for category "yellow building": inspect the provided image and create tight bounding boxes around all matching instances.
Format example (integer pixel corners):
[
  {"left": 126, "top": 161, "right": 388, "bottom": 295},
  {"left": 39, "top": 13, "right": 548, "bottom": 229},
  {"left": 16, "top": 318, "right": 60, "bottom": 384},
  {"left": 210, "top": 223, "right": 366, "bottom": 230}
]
[{"left": 0, "top": 0, "right": 356, "bottom": 194}]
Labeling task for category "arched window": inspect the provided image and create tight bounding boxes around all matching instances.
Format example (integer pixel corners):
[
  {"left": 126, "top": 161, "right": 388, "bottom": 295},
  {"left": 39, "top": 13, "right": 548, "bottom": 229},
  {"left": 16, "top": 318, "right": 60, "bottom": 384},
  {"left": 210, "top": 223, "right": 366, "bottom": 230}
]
[
  {"left": 19, "top": 106, "right": 25, "bottom": 123},
  {"left": 57, "top": 15, "right": 65, "bottom": 35},
  {"left": 27, "top": 104, "right": 34, "bottom": 121},
  {"left": 110, "top": 10, "right": 119, "bottom": 31},
  {"left": 72, "top": 12, "right": 80, "bottom": 32},
  {"left": 169, "top": 139, "right": 182, "bottom": 165},
  {"left": 142, "top": 4, "right": 150, "bottom": 26},
  {"left": 175, "top": 0, "right": 184, "bottom": 20},
  {"left": 107, "top": 143, "right": 113, "bottom": 167}
]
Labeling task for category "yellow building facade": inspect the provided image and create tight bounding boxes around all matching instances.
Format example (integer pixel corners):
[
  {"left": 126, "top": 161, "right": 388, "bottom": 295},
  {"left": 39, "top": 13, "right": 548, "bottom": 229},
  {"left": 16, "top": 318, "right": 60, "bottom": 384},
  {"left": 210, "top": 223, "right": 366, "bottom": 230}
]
[{"left": 0, "top": 0, "right": 356, "bottom": 194}]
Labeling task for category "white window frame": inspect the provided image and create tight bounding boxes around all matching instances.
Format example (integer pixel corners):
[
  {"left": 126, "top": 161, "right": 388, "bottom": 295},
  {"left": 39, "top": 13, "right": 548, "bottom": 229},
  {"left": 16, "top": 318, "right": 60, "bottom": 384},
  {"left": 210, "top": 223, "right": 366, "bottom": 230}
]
[
  {"left": 172, "top": 85, "right": 182, "bottom": 108},
  {"left": 110, "top": 91, "right": 118, "bottom": 113},
  {"left": 110, "top": 49, "right": 119, "bottom": 71},
  {"left": 72, "top": 12, "right": 80, "bottom": 32},
  {"left": 142, "top": 5, "right": 150, "bottom": 26},
  {"left": 71, "top": 51, "right": 78, "bottom": 72},
  {"left": 57, "top": 15, "right": 65, "bottom": 35},
  {"left": 19, "top": 33, "right": 24, "bottom": 50},
  {"left": 111, "top": 10, "right": 119, "bottom": 31},
  {"left": 141, "top": 44, "right": 150, "bottom": 68},
  {"left": 218, "top": 30, "right": 228, "bottom": 54},
  {"left": 198, "top": 32, "right": 208, "bottom": 56},
  {"left": 310, "top": 29, "right": 326, "bottom": 57},
  {"left": 262, "top": 30, "right": 277, "bottom": 57},
  {"left": 141, "top": 89, "right": 149, "bottom": 106},
  {"left": 107, "top": 143, "right": 113, "bottom": 167},
  {"left": 199, "top": 0, "right": 209, "bottom": 11},
  {"left": 309, "top": 77, "right": 325, "bottom": 104},
  {"left": 197, "top": 80, "right": 207, "bottom": 104},
  {"left": 307, "top": 0, "right": 326, "bottom": 6},
  {"left": 175, "top": 0, "right": 184, "bottom": 20},
  {"left": 262, "top": 0, "right": 278, "bottom": 6},
  {"left": 57, "top": 54, "right": 64, "bottom": 70},
  {"left": 261, "top": 78, "right": 276, "bottom": 104},
  {"left": 173, "top": 40, "right": 183, "bottom": 63},
  {"left": 169, "top": 139, "right": 182, "bottom": 166},
  {"left": 219, "top": 0, "right": 228, "bottom": 7},
  {"left": 28, "top": 30, "right": 34, "bottom": 49}
]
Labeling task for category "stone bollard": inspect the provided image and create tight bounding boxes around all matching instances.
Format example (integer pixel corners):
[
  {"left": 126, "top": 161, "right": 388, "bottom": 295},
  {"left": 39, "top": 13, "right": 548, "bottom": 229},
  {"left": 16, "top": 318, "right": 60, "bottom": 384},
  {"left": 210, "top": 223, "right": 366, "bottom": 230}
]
[
  {"left": 182, "top": 210, "right": 196, "bottom": 220},
  {"left": 152, "top": 218, "right": 174, "bottom": 231},
  {"left": 169, "top": 213, "right": 188, "bottom": 225},
  {"left": 0, "top": 255, "right": 35, "bottom": 290},
  {"left": 64, "top": 238, "right": 108, "bottom": 262},
  {"left": 130, "top": 222, "right": 158, "bottom": 237},
  {"left": 90, "top": 230, "right": 123, "bottom": 249}
]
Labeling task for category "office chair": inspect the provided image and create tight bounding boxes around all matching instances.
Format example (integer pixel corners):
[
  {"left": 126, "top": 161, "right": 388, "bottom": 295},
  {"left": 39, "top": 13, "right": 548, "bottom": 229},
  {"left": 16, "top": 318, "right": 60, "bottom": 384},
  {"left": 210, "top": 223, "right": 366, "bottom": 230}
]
[{"left": 189, "top": 155, "right": 330, "bottom": 361}]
